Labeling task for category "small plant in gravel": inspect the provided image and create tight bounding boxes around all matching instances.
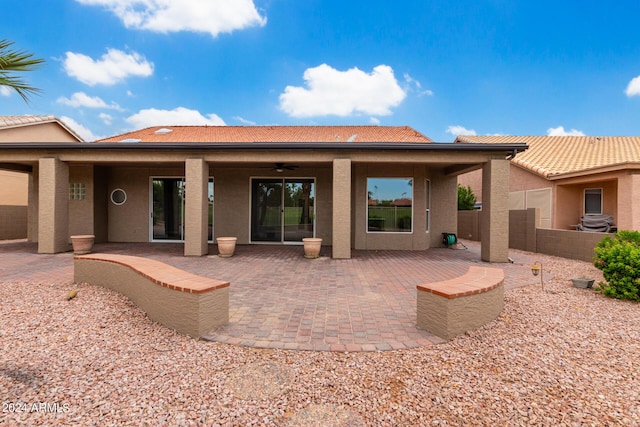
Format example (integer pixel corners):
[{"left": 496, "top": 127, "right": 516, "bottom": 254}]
[{"left": 593, "top": 230, "right": 640, "bottom": 301}]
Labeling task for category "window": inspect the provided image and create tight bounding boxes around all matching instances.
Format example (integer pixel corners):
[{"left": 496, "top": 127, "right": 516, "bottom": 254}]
[
  {"left": 367, "top": 178, "right": 413, "bottom": 233},
  {"left": 110, "top": 188, "right": 127, "bottom": 205},
  {"left": 584, "top": 188, "right": 602, "bottom": 215},
  {"left": 425, "top": 179, "right": 431, "bottom": 232},
  {"left": 69, "top": 183, "right": 85, "bottom": 200}
]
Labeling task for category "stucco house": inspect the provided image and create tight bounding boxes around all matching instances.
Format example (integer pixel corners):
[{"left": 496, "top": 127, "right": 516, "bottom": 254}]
[
  {"left": 0, "top": 115, "right": 83, "bottom": 239},
  {"left": 0, "top": 125, "right": 526, "bottom": 261},
  {"left": 456, "top": 135, "right": 640, "bottom": 232}
]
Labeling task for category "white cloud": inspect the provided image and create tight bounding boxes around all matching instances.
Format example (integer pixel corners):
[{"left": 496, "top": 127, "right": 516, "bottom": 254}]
[
  {"left": 546, "top": 126, "right": 585, "bottom": 136},
  {"left": 403, "top": 73, "right": 433, "bottom": 97},
  {"left": 126, "top": 107, "right": 226, "bottom": 128},
  {"left": 0, "top": 86, "right": 11, "bottom": 97},
  {"left": 57, "top": 92, "right": 123, "bottom": 110},
  {"left": 279, "top": 64, "right": 406, "bottom": 118},
  {"left": 625, "top": 75, "right": 640, "bottom": 97},
  {"left": 446, "top": 125, "right": 477, "bottom": 136},
  {"left": 75, "top": 0, "right": 266, "bottom": 37},
  {"left": 99, "top": 113, "right": 113, "bottom": 125},
  {"left": 369, "top": 117, "right": 380, "bottom": 125},
  {"left": 60, "top": 116, "right": 101, "bottom": 142},
  {"left": 63, "top": 48, "right": 153, "bottom": 86},
  {"left": 233, "top": 116, "right": 256, "bottom": 125}
]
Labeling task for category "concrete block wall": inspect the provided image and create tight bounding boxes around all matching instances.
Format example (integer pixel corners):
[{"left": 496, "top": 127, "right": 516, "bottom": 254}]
[
  {"left": 536, "top": 228, "right": 612, "bottom": 262},
  {"left": 458, "top": 207, "right": 610, "bottom": 262}
]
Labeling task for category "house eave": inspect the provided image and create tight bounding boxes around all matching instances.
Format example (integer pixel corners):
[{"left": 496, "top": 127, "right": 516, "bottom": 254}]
[{"left": 0, "top": 141, "right": 528, "bottom": 154}]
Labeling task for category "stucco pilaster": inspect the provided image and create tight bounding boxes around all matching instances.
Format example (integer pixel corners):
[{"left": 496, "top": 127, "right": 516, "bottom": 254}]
[
  {"left": 481, "top": 158, "right": 509, "bottom": 262},
  {"left": 616, "top": 173, "right": 640, "bottom": 231},
  {"left": 184, "top": 158, "right": 209, "bottom": 256},
  {"left": 332, "top": 158, "right": 352, "bottom": 258},
  {"left": 28, "top": 168, "right": 38, "bottom": 242},
  {"left": 38, "top": 158, "right": 69, "bottom": 253}
]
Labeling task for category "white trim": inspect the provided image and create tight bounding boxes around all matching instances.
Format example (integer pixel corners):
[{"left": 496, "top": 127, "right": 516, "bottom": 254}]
[
  {"left": 366, "top": 177, "right": 414, "bottom": 234},
  {"left": 110, "top": 188, "right": 126, "bottom": 205},
  {"left": 584, "top": 187, "right": 603, "bottom": 215},
  {"left": 425, "top": 179, "right": 431, "bottom": 233}
]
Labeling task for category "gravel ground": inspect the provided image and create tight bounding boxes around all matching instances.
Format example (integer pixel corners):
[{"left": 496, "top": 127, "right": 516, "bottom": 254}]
[{"left": 1, "top": 248, "right": 639, "bottom": 426}]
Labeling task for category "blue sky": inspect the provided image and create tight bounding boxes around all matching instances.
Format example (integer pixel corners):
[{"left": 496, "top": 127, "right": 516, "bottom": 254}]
[{"left": 3, "top": 0, "right": 640, "bottom": 141}]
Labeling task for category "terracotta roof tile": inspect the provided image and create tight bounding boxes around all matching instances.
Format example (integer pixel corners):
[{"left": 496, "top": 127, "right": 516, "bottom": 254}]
[
  {"left": 455, "top": 135, "right": 640, "bottom": 178},
  {"left": 0, "top": 115, "right": 57, "bottom": 128},
  {"left": 98, "top": 125, "right": 432, "bottom": 143}
]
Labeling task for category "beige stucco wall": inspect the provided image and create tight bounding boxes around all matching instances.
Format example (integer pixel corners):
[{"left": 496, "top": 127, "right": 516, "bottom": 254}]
[
  {"left": 108, "top": 166, "right": 180, "bottom": 242},
  {"left": 417, "top": 284, "right": 504, "bottom": 340},
  {"left": 0, "top": 206, "right": 27, "bottom": 239},
  {"left": 555, "top": 178, "right": 617, "bottom": 229},
  {"left": 457, "top": 169, "right": 482, "bottom": 201},
  {"left": 0, "top": 122, "right": 80, "bottom": 143},
  {"left": 0, "top": 171, "right": 28, "bottom": 205},
  {"left": 213, "top": 166, "right": 333, "bottom": 244},
  {"left": 617, "top": 172, "right": 640, "bottom": 230},
  {"left": 68, "top": 164, "right": 95, "bottom": 238},
  {"left": 353, "top": 163, "right": 441, "bottom": 251},
  {"left": 74, "top": 257, "right": 229, "bottom": 337},
  {"left": 38, "top": 158, "right": 69, "bottom": 253},
  {"left": 481, "top": 159, "right": 510, "bottom": 262}
]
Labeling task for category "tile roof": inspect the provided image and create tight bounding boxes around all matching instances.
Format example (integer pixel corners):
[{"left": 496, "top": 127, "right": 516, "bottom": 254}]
[
  {"left": 0, "top": 115, "right": 84, "bottom": 141},
  {"left": 455, "top": 135, "right": 640, "bottom": 178},
  {"left": 98, "top": 125, "right": 432, "bottom": 143},
  {"left": 0, "top": 115, "right": 57, "bottom": 128}
]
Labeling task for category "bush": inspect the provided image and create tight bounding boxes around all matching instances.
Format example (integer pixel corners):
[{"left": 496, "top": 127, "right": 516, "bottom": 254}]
[
  {"left": 457, "top": 184, "right": 477, "bottom": 210},
  {"left": 593, "top": 230, "right": 640, "bottom": 301}
]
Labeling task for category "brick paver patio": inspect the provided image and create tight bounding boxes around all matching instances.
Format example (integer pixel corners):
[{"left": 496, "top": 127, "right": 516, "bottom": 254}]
[{"left": 0, "top": 240, "right": 541, "bottom": 351}]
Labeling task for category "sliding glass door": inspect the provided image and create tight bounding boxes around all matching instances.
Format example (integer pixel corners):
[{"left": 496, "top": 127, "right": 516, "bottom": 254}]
[
  {"left": 251, "top": 178, "right": 315, "bottom": 243},
  {"left": 152, "top": 178, "right": 185, "bottom": 241},
  {"left": 151, "top": 177, "right": 214, "bottom": 242}
]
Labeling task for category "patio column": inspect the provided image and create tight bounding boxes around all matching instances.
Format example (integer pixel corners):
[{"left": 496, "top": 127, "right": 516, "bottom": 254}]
[
  {"left": 184, "top": 158, "right": 209, "bottom": 256},
  {"left": 481, "top": 158, "right": 509, "bottom": 262},
  {"left": 332, "top": 158, "right": 351, "bottom": 258},
  {"left": 38, "top": 157, "right": 69, "bottom": 254},
  {"left": 617, "top": 173, "right": 640, "bottom": 231}
]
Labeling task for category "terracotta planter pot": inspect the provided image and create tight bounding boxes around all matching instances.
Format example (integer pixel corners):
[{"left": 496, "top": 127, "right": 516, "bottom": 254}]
[
  {"left": 216, "top": 237, "right": 237, "bottom": 257},
  {"left": 302, "top": 237, "right": 322, "bottom": 259},
  {"left": 71, "top": 235, "right": 95, "bottom": 255}
]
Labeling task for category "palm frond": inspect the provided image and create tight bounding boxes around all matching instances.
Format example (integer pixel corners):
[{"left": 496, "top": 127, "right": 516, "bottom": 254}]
[{"left": 0, "top": 39, "right": 45, "bottom": 103}]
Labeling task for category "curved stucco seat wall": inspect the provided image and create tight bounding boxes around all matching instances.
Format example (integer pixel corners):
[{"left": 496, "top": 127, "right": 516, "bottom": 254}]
[
  {"left": 73, "top": 254, "right": 229, "bottom": 338},
  {"left": 416, "top": 266, "right": 504, "bottom": 340}
]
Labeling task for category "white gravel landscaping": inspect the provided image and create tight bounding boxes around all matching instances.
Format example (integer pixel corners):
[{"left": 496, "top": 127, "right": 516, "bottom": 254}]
[{"left": 1, "top": 249, "right": 639, "bottom": 426}]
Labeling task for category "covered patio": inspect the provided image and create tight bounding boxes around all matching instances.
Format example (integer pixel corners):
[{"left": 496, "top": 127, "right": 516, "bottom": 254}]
[{"left": 0, "top": 239, "right": 541, "bottom": 351}]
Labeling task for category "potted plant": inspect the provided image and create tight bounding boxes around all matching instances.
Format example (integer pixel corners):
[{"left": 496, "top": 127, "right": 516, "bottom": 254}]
[
  {"left": 572, "top": 278, "right": 595, "bottom": 289},
  {"left": 302, "top": 237, "right": 322, "bottom": 259},
  {"left": 216, "top": 236, "right": 237, "bottom": 257},
  {"left": 70, "top": 235, "right": 95, "bottom": 255}
]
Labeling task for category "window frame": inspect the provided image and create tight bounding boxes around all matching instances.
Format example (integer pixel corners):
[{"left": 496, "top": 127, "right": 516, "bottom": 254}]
[
  {"left": 425, "top": 179, "right": 431, "bottom": 233},
  {"left": 366, "top": 177, "right": 414, "bottom": 234},
  {"left": 584, "top": 188, "right": 603, "bottom": 215}
]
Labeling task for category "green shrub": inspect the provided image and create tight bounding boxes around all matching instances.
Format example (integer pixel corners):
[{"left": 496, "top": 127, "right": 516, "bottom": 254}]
[
  {"left": 593, "top": 230, "right": 640, "bottom": 300},
  {"left": 457, "top": 184, "right": 477, "bottom": 210}
]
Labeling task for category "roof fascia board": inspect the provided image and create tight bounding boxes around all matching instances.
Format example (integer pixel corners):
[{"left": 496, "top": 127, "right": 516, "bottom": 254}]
[
  {"left": 0, "top": 142, "right": 528, "bottom": 153},
  {"left": 547, "top": 162, "right": 640, "bottom": 180}
]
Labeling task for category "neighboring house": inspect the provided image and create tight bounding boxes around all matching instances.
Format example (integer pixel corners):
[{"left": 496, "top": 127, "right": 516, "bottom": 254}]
[
  {"left": 0, "top": 115, "right": 83, "bottom": 240},
  {"left": 0, "top": 125, "right": 526, "bottom": 261},
  {"left": 456, "top": 135, "right": 640, "bottom": 231}
]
